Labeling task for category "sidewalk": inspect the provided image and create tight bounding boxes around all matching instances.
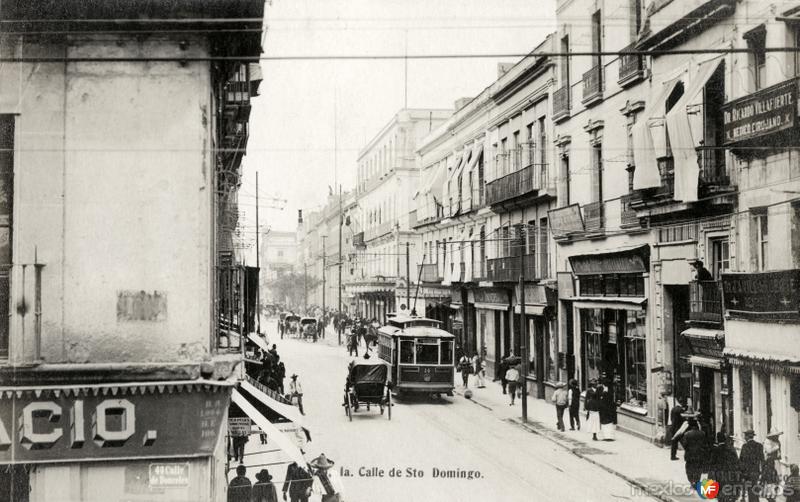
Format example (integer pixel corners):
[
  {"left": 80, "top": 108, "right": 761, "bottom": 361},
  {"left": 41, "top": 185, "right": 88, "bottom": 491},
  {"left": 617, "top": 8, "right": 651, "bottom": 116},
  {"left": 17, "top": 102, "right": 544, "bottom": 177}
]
[{"left": 454, "top": 377, "right": 698, "bottom": 502}]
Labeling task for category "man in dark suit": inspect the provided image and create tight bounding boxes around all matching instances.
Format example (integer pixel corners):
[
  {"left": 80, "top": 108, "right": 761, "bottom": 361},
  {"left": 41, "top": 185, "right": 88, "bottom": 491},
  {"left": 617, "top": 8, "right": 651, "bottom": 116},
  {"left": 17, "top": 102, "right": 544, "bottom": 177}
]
[
  {"left": 670, "top": 397, "right": 687, "bottom": 460},
  {"left": 739, "top": 430, "right": 764, "bottom": 502},
  {"left": 681, "top": 417, "right": 709, "bottom": 485}
]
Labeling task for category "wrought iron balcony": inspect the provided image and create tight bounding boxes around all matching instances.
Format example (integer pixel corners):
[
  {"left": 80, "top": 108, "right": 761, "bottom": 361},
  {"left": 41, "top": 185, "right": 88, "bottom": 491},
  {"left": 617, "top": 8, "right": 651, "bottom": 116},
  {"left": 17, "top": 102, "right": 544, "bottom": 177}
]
[
  {"left": 696, "top": 146, "right": 730, "bottom": 187},
  {"left": 582, "top": 64, "right": 603, "bottom": 104},
  {"left": 472, "top": 257, "right": 486, "bottom": 281},
  {"left": 583, "top": 201, "right": 605, "bottom": 232},
  {"left": 553, "top": 85, "right": 571, "bottom": 121},
  {"left": 486, "top": 254, "right": 537, "bottom": 282},
  {"left": 419, "top": 263, "right": 442, "bottom": 283},
  {"left": 689, "top": 280, "right": 723, "bottom": 325},
  {"left": 485, "top": 163, "right": 549, "bottom": 206},
  {"left": 353, "top": 231, "right": 365, "bottom": 249},
  {"left": 618, "top": 44, "right": 645, "bottom": 86}
]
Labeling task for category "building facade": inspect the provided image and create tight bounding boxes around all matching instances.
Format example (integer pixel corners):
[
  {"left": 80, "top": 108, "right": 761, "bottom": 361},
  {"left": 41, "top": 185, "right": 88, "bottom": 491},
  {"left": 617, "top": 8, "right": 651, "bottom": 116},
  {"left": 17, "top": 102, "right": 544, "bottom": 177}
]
[
  {"left": 0, "top": 1, "right": 264, "bottom": 500},
  {"left": 260, "top": 231, "right": 298, "bottom": 305}
]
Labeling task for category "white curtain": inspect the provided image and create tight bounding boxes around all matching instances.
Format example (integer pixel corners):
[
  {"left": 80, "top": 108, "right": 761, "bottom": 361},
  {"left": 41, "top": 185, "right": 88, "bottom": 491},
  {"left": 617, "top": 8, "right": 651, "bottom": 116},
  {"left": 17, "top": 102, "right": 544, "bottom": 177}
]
[{"left": 633, "top": 79, "right": 682, "bottom": 190}]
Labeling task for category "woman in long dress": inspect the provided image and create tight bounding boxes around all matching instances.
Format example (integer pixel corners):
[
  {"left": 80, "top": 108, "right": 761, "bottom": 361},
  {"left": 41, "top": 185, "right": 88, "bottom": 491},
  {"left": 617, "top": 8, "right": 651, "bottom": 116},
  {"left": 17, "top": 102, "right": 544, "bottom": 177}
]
[
  {"left": 599, "top": 384, "right": 617, "bottom": 441},
  {"left": 584, "top": 378, "right": 601, "bottom": 441}
]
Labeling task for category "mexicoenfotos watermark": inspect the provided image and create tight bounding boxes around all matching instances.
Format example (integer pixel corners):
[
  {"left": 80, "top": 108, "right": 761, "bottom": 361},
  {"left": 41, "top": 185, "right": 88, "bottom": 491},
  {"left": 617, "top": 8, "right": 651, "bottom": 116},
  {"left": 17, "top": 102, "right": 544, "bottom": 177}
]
[{"left": 631, "top": 480, "right": 795, "bottom": 499}]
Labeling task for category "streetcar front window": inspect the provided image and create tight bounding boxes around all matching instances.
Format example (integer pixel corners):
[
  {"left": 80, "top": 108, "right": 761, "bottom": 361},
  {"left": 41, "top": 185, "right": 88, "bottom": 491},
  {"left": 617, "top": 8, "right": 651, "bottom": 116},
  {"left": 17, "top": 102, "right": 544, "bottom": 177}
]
[
  {"left": 440, "top": 341, "right": 453, "bottom": 365},
  {"left": 400, "top": 340, "right": 414, "bottom": 363},
  {"left": 416, "top": 343, "right": 438, "bottom": 364}
]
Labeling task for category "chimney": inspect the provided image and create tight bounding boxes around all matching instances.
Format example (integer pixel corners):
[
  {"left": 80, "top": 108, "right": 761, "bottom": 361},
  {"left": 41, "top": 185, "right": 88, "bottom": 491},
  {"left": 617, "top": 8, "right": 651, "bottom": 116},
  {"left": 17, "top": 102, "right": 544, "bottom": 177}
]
[
  {"left": 497, "top": 62, "right": 515, "bottom": 79},
  {"left": 454, "top": 97, "right": 472, "bottom": 111},
  {"left": 297, "top": 209, "right": 303, "bottom": 224}
]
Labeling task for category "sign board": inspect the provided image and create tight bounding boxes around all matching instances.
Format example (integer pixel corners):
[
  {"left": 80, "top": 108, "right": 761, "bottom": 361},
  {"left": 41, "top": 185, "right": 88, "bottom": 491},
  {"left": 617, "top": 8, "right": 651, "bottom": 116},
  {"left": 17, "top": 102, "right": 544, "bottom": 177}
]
[
  {"left": 149, "top": 462, "right": 190, "bottom": 488},
  {"left": 722, "top": 270, "right": 800, "bottom": 322},
  {"left": 228, "top": 417, "right": 252, "bottom": 437},
  {"left": 722, "top": 78, "right": 797, "bottom": 145},
  {"left": 473, "top": 288, "right": 508, "bottom": 305},
  {"left": 548, "top": 204, "right": 585, "bottom": 237},
  {"left": 0, "top": 387, "right": 228, "bottom": 465}
]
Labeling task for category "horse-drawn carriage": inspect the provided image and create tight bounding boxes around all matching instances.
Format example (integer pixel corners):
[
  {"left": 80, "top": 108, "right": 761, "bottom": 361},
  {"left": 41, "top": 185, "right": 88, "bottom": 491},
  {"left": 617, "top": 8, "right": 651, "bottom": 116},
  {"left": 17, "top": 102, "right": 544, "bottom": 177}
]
[
  {"left": 300, "top": 317, "right": 318, "bottom": 341},
  {"left": 343, "top": 358, "right": 392, "bottom": 421},
  {"left": 284, "top": 314, "right": 300, "bottom": 336}
]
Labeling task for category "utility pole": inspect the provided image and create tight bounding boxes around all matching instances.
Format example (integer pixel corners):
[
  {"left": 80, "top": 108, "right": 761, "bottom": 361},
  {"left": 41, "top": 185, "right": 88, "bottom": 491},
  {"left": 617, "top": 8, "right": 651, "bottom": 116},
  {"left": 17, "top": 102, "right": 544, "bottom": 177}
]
[
  {"left": 406, "top": 242, "right": 410, "bottom": 312},
  {"left": 322, "top": 235, "right": 327, "bottom": 316},
  {"left": 255, "top": 171, "right": 261, "bottom": 335},
  {"left": 303, "top": 261, "right": 308, "bottom": 313},
  {"left": 519, "top": 231, "right": 529, "bottom": 424},
  {"left": 337, "top": 185, "right": 343, "bottom": 346}
]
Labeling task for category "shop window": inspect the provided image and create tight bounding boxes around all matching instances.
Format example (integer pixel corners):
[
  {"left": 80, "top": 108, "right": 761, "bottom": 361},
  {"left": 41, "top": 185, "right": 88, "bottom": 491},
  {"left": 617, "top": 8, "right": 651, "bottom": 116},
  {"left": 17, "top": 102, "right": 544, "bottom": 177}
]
[
  {"left": 740, "top": 367, "right": 754, "bottom": 432},
  {"left": 579, "top": 275, "right": 603, "bottom": 296},
  {"left": 623, "top": 310, "right": 647, "bottom": 409},
  {"left": 581, "top": 308, "right": 603, "bottom": 387},
  {"left": 528, "top": 317, "right": 537, "bottom": 377},
  {"left": 545, "top": 321, "right": 557, "bottom": 381},
  {"left": 604, "top": 274, "right": 619, "bottom": 296}
]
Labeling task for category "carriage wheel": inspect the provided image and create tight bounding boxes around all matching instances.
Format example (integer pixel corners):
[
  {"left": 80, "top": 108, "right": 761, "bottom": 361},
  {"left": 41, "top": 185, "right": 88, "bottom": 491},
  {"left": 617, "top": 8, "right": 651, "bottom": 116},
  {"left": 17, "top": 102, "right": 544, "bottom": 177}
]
[
  {"left": 387, "top": 391, "right": 392, "bottom": 420},
  {"left": 343, "top": 393, "right": 352, "bottom": 421}
]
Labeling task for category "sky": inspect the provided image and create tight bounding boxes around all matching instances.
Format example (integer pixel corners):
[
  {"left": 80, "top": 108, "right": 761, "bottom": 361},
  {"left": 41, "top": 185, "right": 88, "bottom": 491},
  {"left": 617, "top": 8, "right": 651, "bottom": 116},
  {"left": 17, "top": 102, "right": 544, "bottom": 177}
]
[{"left": 238, "top": 0, "right": 556, "bottom": 263}]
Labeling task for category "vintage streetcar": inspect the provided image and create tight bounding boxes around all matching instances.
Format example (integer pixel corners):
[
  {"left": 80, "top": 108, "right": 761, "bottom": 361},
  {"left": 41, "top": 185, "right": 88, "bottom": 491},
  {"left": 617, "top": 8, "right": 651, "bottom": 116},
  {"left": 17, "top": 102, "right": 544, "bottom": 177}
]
[{"left": 376, "top": 314, "right": 455, "bottom": 398}]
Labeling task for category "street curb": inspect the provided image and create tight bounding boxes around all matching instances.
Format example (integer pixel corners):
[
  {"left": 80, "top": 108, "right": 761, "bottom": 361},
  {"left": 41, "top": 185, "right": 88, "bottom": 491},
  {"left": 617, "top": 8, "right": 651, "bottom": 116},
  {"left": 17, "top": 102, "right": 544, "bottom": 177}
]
[{"left": 453, "top": 388, "right": 680, "bottom": 502}]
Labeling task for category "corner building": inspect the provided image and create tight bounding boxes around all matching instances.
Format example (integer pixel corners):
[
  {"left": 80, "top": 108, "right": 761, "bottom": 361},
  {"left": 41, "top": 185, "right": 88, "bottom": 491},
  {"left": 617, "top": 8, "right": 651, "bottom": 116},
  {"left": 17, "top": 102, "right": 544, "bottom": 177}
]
[{"left": 0, "top": 1, "right": 264, "bottom": 500}]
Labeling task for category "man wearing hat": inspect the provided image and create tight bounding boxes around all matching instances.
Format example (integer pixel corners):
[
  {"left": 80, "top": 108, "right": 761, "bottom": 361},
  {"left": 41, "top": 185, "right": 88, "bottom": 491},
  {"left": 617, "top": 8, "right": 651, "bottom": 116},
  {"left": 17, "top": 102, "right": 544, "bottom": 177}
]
[
  {"left": 680, "top": 415, "right": 708, "bottom": 485},
  {"left": 551, "top": 382, "right": 569, "bottom": 432},
  {"left": 252, "top": 469, "right": 278, "bottom": 502},
  {"left": 739, "top": 429, "right": 764, "bottom": 502},
  {"left": 288, "top": 373, "right": 305, "bottom": 415},
  {"left": 669, "top": 397, "right": 687, "bottom": 460},
  {"left": 228, "top": 464, "right": 252, "bottom": 502},
  {"left": 283, "top": 462, "right": 313, "bottom": 502},
  {"left": 309, "top": 454, "right": 345, "bottom": 502}
]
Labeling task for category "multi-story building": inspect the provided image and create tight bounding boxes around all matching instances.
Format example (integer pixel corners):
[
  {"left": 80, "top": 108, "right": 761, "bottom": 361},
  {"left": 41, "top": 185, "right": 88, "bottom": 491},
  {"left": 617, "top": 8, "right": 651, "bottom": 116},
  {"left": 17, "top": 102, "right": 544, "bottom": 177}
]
[
  {"left": 260, "top": 231, "right": 298, "bottom": 304},
  {"left": 713, "top": 1, "right": 800, "bottom": 467},
  {"left": 413, "top": 40, "right": 560, "bottom": 397},
  {"left": 349, "top": 109, "right": 450, "bottom": 321},
  {"left": 0, "top": 1, "right": 264, "bottom": 500}
]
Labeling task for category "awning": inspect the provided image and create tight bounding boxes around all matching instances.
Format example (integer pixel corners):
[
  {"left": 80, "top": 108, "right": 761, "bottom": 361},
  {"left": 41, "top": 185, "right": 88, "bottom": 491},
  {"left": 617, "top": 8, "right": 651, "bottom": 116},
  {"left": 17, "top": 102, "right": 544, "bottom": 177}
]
[
  {"left": 633, "top": 77, "right": 682, "bottom": 190},
  {"left": 474, "top": 302, "right": 508, "bottom": 311},
  {"left": 231, "top": 390, "right": 307, "bottom": 466},
  {"left": 723, "top": 348, "right": 800, "bottom": 375},
  {"left": 514, "top": 304, "right": 547, "bottom": 315},
  {"left": 568, "top": 244, "right": 650, "bottom": 275},
  {"left": 449, "top": 152, "right": 469, "bottom": 213},
  {"left": 461, "top": 143, "right": 483, "bottom": 210},
  {"left": 681, "top": 327, "right": 724, "bottom": 341},
  {"left": 240, "top": 379, "right": 305, "bottom": 428},
  {"left": 688, "top": 355, "right": 722, "bottom": 370},
  {"left": 666, "top": 57, "right": 724, "bottom": 202},
  {"left": 569, "top": 297, "right": 647, "bottom": 311},
  {"left": 247, "top": 332, "right": 269, "bottom": 353}
]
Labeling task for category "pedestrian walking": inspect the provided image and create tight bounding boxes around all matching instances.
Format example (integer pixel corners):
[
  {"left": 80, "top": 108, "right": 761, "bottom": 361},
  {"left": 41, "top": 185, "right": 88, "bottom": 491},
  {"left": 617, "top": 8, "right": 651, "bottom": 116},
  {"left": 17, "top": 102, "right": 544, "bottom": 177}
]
[
  {"left": 567, "top": 379, "right": 581, "bottom": 431},
  {"left": 252, "top": 469, "right": 279, "bottom": 502},
  {"left": 458, "top": 354, "right": 471, "bottom": 388},
  {"left": 278, "top": 319, "right": 285, "bottom": 339},
  {"left": 310, "top": 453, "right": 345, "bottom": 502},
  {"left": 739, "top": 429, "right": 764, "bottom": 502},
  {"left": 498, "top": 354, "right": 509, "bottom": 394},
  {"left": 227, "top": 464, "right": 252, "bottom": 502},
  {"left": 276, "top": 361, "right": 286, "bottom": 395},
  {"left": 232, "top": 434, "right": 248, "bottom": 463},
  {"left": 710, "top": 432, "right": 741, "bottom": 502},
  {"left": 288, "top": 374, "right": 305, "bottom": 415},
  {"left": 598, "top": 384, "right": 617, "bottom": 441},
  {"left": 584, "top": 378, "right": 601, "bottom": 441},
  {"left": 670, "top": 397, "right": 687, "bottom": 460},
  {"left": 784, "top": 464, "right": 800, "bottom": 502},
  {"left": 505, "top": 363, "right": 520, "bottom": 406},
  {"left": 680, "top": 416, "right": 708, "bottom": 486},
  {"left": 473, "top": 354, "right": 486, "bottom": 388},
  {"left": 282, "top": 462, "right": 313, "bottom": 502},
  {"left": 552, "top": 382, "right": 569, "bottom": 432},
  {"left": 763, "top": 429, "right": 783, "bottom": 502}
]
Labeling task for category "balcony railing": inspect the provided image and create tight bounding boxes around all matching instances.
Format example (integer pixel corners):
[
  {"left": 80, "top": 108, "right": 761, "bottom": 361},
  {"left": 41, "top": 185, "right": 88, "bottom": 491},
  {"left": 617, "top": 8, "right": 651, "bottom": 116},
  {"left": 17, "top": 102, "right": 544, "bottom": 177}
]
[
  {"left": 353, "top": 231, "right": 365, "bottom": 248},
  {"left": 582, "top": 64, "right": 603, "bottom": 103},
  {"left": 620, "top": 193, "right": 641, "bottom": 228},
  {"left": 657, "top": 222, "right": 698, "bottom": 243},
  {"left": 689, "top": 280, "right": 723, "bottom": 324},
  {"left": 696, "top": 146, "right": 730, "bottom": 186},
  {"left": 618, "top": 44, "right": 645, "bottom": 85},
  {"left": 487, "top": 254, "right": 537, "bottom": 282},
  {"left": 553, "top": 85, "right": 571, "bottom": 119},
  {"left": 418, "top": 263, "right": 441, "bottom": 283},
  {"left": 485, "top": 163, "right": 548, "bottom": 206},
  {"left": 583, "top": 201, "right": 605, "bottom": 232}
]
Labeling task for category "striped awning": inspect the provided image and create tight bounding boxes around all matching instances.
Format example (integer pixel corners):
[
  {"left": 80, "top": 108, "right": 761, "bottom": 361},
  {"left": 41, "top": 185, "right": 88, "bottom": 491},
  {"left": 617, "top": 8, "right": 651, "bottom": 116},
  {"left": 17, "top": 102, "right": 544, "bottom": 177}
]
[
  {"left": 0, "top": 379, "right": 232, "bottom": 399},
  {"left": 724, "top": 348, "right": 800, "bottom": 375}
]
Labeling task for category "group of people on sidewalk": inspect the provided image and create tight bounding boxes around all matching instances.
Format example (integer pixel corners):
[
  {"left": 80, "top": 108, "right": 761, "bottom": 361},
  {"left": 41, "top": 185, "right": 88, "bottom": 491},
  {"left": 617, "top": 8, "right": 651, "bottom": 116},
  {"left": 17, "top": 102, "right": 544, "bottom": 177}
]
[
  {"left": 228, "top": 454, "right": 345, "bottom": 502},
  {"left": 343, "top": 316, "right": 379, "bottom": 357},
  {"left": 457, "top": 352, "right": 487, "bottom": 389}
]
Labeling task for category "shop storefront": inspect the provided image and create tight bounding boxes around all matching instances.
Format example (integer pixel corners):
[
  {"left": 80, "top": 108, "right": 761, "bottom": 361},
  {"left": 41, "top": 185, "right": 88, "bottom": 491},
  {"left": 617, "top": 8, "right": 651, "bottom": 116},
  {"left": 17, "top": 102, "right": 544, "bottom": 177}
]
[
  {"left": 513, "top": 284, "right": 557, "bottom": 399},
  {"left": 474, "top": 288, "right": 511, "bottom": 378},
  {"left": 723, "top": 270, "right": 800, "bottom": 469},
  {"left": 568, "top": 245, "right": 654, "bottom": 438},
  {"left": 681, "top": 327, "right": 731, "bottom": 437},
  {"left": 0, "top": 381, "right": 231, "bottom": 502}
]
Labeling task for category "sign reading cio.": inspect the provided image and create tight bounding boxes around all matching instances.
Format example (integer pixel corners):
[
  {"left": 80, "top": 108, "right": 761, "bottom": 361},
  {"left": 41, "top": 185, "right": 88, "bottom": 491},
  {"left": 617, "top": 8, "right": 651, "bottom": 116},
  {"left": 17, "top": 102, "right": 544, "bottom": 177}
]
[{"left": 0, "top": 389, "right": 227, "bottom": 464}]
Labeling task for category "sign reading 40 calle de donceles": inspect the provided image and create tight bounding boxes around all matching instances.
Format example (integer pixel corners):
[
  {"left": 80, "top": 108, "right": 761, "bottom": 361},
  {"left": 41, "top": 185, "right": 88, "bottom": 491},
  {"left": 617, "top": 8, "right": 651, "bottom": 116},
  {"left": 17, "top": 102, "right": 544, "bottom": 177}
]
[
  {"left": 0, "top": 387, "right": 228, "bottom": 464},
  {"left": 722, "top": 79, "right": 797, "bottom": 145}
]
